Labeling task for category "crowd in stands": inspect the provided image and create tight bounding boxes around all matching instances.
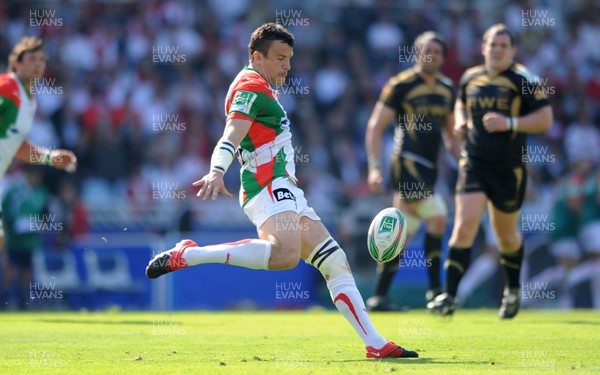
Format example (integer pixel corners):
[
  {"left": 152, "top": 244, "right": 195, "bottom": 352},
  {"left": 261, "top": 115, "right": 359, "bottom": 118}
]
[{"left": 0, "top": 0, "right": 599, "bottom": 307}]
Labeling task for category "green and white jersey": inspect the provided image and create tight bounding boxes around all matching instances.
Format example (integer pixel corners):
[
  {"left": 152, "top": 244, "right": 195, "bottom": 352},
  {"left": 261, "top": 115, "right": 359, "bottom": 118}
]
[
  {"left": 224, "top": 66, "right": 296, "bottom": 205},
  {"left": 0, "top": 72, "right": 37, "bottom": 176}
]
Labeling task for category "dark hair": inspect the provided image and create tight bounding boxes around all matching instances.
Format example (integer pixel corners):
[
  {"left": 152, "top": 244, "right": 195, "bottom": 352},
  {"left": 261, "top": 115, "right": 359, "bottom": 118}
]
[
  {"left": 248, "top": 22, "right": 295, "bottom": 61},
  {"left": 8, "top": 36, "right": 45, "bottom": 72},
  {"left": 414, "top": 31, "right": 447, "bottom": 57},
  {"left": 482, "top": 23, "right": 516, "bottom": 46}
]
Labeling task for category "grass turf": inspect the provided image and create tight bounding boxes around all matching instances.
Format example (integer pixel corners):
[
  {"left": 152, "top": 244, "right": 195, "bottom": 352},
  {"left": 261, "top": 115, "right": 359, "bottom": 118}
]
[{"left": 0, "top": 309, "right": 599, "bottom": 374}]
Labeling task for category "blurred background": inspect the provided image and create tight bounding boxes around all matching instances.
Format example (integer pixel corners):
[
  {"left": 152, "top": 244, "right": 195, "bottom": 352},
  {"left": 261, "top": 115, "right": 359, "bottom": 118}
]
[{"left": 1, "top": 0, "right": 599, "bottom": 311}]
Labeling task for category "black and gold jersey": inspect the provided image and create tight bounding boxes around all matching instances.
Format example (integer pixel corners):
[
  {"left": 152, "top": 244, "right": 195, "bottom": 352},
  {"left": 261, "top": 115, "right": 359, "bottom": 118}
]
[
  {"left": 458, "top": 63, "right": 550, "bottom": 167},
  {"left": 379, "top": 68, "right": 455, "bottom": 167}
]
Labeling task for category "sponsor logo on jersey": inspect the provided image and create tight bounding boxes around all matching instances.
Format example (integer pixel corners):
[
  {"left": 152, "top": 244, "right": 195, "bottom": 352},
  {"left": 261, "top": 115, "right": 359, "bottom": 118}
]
[
  {"left": 273, "top": 188, "right": 296, "bottom": 202},
  {"left": 230, "top": 91, "right": 258, "bottom": 115}
]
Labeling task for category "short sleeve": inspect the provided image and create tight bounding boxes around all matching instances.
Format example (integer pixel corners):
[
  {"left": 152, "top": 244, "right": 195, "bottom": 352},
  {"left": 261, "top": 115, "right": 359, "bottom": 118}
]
[
  {"left": 379, "top": 81, "right": 404, "bottom": 111},
  {"left": 227, "top": 90, "right": 268, "bottom": 121},
  {"left": 519, "top": 74, "right": 550, "bottom": 115}
]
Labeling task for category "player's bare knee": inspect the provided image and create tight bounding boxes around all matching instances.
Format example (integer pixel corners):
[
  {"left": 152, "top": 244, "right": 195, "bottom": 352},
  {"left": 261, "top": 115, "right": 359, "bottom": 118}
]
[
  {"left": 278, "top": 253, "right": 301, "bottom": 270},
  {"left": 269, "top": 240, "right": 301, "bottom": 270},
  {"left": 269, "top": 256, "right": 300, "bottom": 270},
  {"left": 497, "top": 232, "right": 521, "bottom": 253}
]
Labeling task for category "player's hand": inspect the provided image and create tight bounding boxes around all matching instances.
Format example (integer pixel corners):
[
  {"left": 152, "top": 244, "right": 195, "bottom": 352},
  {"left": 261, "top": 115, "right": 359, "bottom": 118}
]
[
  {"left": 453, "top": 122, "right": 467, "bottom": 139},
  {"left": 49, "top": 149, "right": 77, "bottom": 173},
  {"left": 368, "top": 168, "right": 385, "bottom": 194},
  {"left": 482, "top": 112, "right": 509, "bottom": 133},
  {"left": 193, "top": 171, "right": 233, "bottom": 200}
]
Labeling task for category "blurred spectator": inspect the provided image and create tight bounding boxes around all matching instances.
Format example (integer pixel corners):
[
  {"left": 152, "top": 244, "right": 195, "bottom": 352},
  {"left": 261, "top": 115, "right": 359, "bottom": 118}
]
[
  {"left": 570, "top": 166, "right": 600, "bottom": 308},
  {"left": 549, "top": 162, "right": 588, "bottom": 269},
  {"left": 564, "top": 105, "right": 600, "bottom": 165},
  {"left": 313, "top": 54, "right": 348, "bottom": 110},
  {"left": 366, "top": 9, "right": 404, "bottom": 59},
  {"left": 47, "top": 177, "right": 89, "bottom": 247},
  {"left": 545, "top": 149, "right": 597, "bottom": 307},
  {"left": 1, "top": 166, "right": 49, "bottom": 310}
]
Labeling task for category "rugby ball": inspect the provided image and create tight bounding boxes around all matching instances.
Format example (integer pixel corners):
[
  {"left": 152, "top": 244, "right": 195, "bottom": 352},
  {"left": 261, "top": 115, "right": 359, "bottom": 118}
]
[{"left": 367, "top": 207, "right": 408, "bottom": 263}]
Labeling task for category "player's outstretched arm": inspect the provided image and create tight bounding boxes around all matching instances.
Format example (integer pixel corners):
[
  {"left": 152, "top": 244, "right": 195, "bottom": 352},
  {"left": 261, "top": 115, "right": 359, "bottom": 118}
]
[
  {"left": 15, "top": 140, "right": 77, "bottom": 173},
  {"left": 365, "top": 101, "right": 395, "bottom": 194},
  {"left": 194, "top": 118, "right": 251, "bottom": 200}
]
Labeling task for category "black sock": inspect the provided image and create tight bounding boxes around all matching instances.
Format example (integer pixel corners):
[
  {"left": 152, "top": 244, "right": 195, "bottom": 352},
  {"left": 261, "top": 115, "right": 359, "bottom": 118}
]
[
  {"left": 500, "top": 243, "right": 524, "bottom": 290},
  {"left": 445, "top": 246, "right": 471, "bottom": 297},
  {"left": 373, "top": 255, "right": 401, "bottom": 297},
  {"left": 424, "top": 232, "right": 442, "bottom": 290}
]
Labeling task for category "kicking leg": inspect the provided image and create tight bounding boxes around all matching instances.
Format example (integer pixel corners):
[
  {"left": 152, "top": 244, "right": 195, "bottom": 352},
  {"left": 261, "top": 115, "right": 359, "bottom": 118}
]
[
  {"left": 146, "top": 211, "right": 301, "bottom": 279},
  {"left": 301, "top": 216, "right": 417, "bottom": 358}
]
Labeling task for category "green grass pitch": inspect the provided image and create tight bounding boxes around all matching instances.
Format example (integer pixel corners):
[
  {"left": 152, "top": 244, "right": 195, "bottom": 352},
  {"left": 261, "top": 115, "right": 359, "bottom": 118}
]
[{"left": 1, "top": 309, "right": 599, "bottom": 374}]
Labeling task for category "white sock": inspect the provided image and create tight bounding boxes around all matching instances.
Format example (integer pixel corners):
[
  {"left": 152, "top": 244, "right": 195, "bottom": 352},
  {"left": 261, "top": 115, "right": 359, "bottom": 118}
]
[
  {"left": 182, "top": 239, "right": 271, "bottom": 270},
  {"left": 327, "top": 273, "right": 388, "bottom": 349},
  {"left": 307, "top": 237, "right": 387, "bottom": 349}
]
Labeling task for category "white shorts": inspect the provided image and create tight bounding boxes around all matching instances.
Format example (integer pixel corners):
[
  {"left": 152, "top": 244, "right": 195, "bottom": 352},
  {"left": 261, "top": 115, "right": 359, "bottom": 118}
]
[{"left": 241, "top": 177, "right": 320, "bottom": 229}]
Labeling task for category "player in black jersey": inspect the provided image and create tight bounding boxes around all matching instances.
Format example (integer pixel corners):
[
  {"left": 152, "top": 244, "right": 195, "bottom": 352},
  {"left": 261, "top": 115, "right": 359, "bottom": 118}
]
[
  {"left": 428, "top": 24, "right": 553, "bottom": 319},
  {"left": 365, "top": 31, "right": 457, "bottom": 311}
]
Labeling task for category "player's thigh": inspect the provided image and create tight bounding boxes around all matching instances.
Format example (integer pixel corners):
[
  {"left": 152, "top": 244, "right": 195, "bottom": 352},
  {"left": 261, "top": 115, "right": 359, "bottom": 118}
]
[
  {"left": 449, "top": 192, "right": 488, "bottom": 246},
  {"left": 258, "top": 210, "right": 302, "bottom": 255},
  {"left": 487, "top": 202, "right": 521, "bottom": 251},
  {"left": 299, "top": 217, "right": 331, "bottom": 261}
]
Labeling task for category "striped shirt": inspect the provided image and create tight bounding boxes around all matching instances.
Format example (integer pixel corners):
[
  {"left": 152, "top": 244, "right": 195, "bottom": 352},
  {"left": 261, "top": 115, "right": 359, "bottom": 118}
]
[
  {"left": 0, "top": 72, "right": 37, "bottom": 176},
  {"left": 224, "top": 66, "right": 296, "bottom": 205}
]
